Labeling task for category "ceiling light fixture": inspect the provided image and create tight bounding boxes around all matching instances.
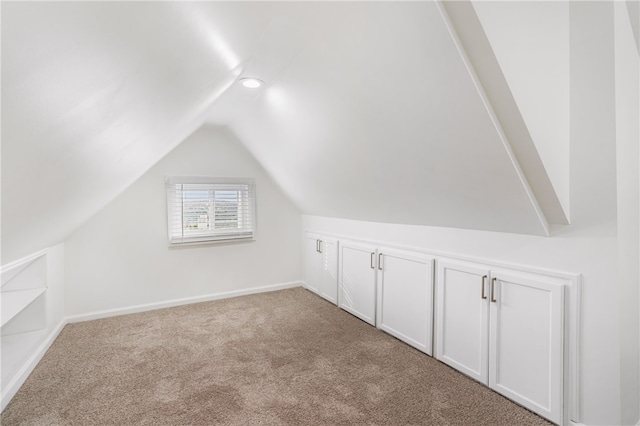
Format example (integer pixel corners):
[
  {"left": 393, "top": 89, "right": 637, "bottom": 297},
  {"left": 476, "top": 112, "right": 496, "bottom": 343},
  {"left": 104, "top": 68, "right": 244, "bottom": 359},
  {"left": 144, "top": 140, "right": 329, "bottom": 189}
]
[{"left": 239, "top": 77, "right": 264, "bottom": 89}]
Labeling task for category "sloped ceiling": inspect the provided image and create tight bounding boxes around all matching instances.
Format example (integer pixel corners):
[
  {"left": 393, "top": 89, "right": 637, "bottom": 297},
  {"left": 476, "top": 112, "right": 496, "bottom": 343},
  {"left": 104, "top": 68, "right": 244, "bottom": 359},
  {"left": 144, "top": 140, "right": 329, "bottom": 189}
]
[
  {"left": 2, "top": 1, "right": 565, "bottom": 263},
  {"left": 216, "top": 2, "right": 559, "bottom": 236},
  {"left": 470, "top": 1, "right": 570, "bottom": 220},
  {"left": 1, "top": 2, "right": 283, "bottom": 262},
  {"left": 446, "top": 1, "right": 570, "bottom": 226},
  {"left": 627, "top": 0, "right": 640, "bottom": 55}
]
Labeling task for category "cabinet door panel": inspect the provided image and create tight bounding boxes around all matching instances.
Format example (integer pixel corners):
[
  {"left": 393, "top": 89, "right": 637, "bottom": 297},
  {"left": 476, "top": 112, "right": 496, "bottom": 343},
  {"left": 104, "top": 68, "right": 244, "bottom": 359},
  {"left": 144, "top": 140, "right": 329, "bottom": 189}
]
[
  {"left": 319, "top": 239, "right": 338, "bottom": 305},
  {"left": 377, "top": 249, "right": 434, "bottom": 355},
  {"left": 435, "top": 260, "right": 490, "bottom": 383},
  {"left": 304, "top": 235, "right": 320, "bottom": 294},
  {"left": 339, "top": 242, "right": 377, "bottom": 326},
  {"left": 489, "top": 271, "right": 564, "bottom": 425}
]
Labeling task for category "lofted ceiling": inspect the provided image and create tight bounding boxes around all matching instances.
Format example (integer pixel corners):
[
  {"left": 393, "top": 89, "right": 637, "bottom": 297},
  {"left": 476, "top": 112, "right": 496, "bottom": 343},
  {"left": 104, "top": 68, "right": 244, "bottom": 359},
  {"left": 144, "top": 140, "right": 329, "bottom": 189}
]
[
  {"left": 218, "top": 2, "right": 564, "bottom": 235},
  {"left": 2, "top": 1, "right": 568, "bottom": 263},
  {"left": 2, "top": 2, "right": 285, "bottom": 261}
]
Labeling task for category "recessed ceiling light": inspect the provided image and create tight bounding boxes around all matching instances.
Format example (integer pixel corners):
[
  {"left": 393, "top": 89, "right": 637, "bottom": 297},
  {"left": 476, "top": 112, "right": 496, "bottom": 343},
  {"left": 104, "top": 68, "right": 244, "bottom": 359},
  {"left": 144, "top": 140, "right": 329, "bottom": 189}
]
[{"left": 239, "top": 78, "right": 264, "bottom": 89}]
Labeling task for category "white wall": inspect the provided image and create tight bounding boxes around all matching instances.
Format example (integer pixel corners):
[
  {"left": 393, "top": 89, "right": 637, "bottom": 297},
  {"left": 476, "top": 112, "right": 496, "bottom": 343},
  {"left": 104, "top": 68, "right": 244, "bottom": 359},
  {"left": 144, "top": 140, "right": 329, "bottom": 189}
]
[
  {"left": 473, "top": 1, "right": 571, "bottom": 219},
  {"left": 302, "top": 213, "right": 617, "bottom": 425},
  {"left": 64, "top": 125, "right": 301, "bottom": 316},
  {"left": 615, "top": 2, "right": 640, "bottom": 424},
  {"left": 1, "top": 243, "right": 66, "bottom": 410},
  {"left": 303, "top": 4, "right": 628, "bottom": 424}
]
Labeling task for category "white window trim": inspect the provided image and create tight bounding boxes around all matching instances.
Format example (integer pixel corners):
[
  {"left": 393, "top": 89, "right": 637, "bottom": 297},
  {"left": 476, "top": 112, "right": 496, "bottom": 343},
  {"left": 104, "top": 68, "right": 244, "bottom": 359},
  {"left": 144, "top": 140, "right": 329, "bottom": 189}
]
[{"left": 165, "top": 176, "right": 256, "bottom": 247}]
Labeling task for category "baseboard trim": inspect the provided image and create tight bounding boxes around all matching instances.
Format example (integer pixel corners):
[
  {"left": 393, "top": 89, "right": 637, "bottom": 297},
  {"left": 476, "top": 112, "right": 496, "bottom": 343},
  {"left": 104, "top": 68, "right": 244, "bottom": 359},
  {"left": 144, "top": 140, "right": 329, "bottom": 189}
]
[
  {"left": 65, "top": 281, "right": 303, "bottom": 324},
  {"left": 0, "top": 319, "right": 66, "bottom": 412},
  {"left": 1, "top": 281, "right": 303, "bottom": 412}
]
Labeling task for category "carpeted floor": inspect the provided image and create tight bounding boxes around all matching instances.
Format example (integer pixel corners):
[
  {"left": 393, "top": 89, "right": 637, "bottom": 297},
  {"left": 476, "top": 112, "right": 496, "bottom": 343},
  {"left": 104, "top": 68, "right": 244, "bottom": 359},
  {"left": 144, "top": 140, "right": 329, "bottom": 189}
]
[{"left": 2, "top": 288, "right": 551, "bottom": 425}]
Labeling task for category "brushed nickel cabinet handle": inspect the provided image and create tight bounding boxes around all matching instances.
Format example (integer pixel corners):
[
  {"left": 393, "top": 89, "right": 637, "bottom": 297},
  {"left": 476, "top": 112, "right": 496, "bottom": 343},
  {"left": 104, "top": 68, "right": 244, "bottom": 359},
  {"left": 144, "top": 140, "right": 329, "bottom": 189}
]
[
  {"left": 491, "top": 277, "right": 497, "bottom": 303},
  {"left": 370, "top": 252, "right": 375, "bottom": 269},
  {"left": 318, "top": 240, "right": 323, "bottom": 253},
  {"left": 481, "top": 275, "right": 487, "bottom": 300},
  {"left": 378, "top": 253, "right": 383, "bottom": 270}
]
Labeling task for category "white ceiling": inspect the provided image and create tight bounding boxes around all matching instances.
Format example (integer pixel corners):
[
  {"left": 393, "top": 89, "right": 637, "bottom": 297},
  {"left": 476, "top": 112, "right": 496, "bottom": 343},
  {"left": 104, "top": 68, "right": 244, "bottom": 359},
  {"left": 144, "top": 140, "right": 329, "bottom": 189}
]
[
  {"left": 2, "top": 2, "right": 283, "bottom": 261},
  {"left": 221, "top": 2, "right": 553, "bottom": 235},
  {"left": 627, "top": 0, "right": 640, "bottom": 55},
  {"left": 2, "top": 1, "right": 566, "bottom": 262}
]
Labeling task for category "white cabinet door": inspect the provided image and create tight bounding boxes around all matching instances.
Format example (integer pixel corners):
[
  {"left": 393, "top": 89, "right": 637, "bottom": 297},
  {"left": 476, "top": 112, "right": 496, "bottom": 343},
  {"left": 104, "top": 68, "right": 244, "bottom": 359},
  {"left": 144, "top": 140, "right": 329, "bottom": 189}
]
[
  {"left": 489, "top": 271, "right": 564, "bottom": 425},
  {"left": 435, "top": 260, "right": 490, "bottom": 384},
  {"left": 339, "top": 241, "right": 377, "bottom": 326},
  {"left": 318, "top": 238, "right": 338, "bottom": 305},
  {"left": 304, "top": 234, "right": 321, "bottom": 294},
  {"left": 376, "top": 248, "right": 434, "bottom": 355}
]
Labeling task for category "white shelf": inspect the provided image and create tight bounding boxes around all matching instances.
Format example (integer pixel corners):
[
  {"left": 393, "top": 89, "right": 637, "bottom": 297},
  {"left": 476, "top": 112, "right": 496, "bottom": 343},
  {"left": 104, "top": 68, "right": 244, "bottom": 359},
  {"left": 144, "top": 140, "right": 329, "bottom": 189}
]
[{"left": 1, "top": 288, "right": 46, "bottom": 328}]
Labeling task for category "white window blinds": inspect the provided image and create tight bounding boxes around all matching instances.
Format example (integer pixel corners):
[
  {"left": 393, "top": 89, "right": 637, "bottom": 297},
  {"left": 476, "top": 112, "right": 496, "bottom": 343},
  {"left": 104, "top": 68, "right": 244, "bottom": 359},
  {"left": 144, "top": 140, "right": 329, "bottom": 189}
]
[{"left": 166, "top": 177, "right": 256, "bottom": 245}]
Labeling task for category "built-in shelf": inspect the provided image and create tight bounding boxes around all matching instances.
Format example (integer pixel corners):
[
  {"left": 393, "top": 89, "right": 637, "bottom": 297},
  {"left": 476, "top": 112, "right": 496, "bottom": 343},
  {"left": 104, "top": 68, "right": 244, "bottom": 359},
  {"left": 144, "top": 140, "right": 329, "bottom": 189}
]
[
  {"left": 1, "top": 249, "right": 48, "bottom": 330},
  {"left": 1, "top": 288, "right": 47, "bottom": 328}
]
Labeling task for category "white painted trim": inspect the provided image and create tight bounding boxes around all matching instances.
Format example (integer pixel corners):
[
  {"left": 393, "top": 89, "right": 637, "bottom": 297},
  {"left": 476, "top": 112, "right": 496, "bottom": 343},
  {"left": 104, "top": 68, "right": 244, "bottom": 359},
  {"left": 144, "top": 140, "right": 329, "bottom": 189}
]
[
  {"left": 165, "top": 176, "right": 255, "bottom": 186},
  {"left": 306, "top": 227, "right": 582, "bottom": 425},
  {"left": 0, "top": 248, "right": 48, "bottom": 274},
  {"left": 0, "top": 319, "right": 66, "bottom": 412},
  {"left": 1, "top": 281, "right": 303, "bottom": 413},
  {"left": 65, "top": 281, "right": 302, "bottom": 323},
  {"left": 305, "top": 228, "right": 579, "bottom": 279},
  {"left": 570, "top": 274, "right": 583, "bottom": 424}
]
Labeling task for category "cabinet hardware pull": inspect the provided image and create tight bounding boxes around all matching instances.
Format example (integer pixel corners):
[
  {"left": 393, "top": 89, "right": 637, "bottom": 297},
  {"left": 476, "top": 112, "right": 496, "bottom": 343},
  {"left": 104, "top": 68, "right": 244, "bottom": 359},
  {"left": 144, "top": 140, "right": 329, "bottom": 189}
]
[
  {"left": 316, "top": 240, "right": 319, "bottom": 252},
  {"left": 481, "top": 275, "right": 487, "bottom": 299},
  {"left": 370, "top": 252, "right": 375, "bottom": 269},
  {"left": 318, "top": 240, "right": 323, "bottom": 253},
  {"left": 378, "top": 253, "right": 383, "bottom": 270},
  {"left": 491, "top": 277, "right": 497, "bottom": 302}
]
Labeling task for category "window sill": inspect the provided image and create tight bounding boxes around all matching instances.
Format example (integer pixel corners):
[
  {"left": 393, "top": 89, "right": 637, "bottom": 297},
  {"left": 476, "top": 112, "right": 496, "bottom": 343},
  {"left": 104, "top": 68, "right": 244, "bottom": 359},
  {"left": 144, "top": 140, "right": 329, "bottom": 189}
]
[{"left": 168, "top": 238, "right": 255, "bottom": 250}]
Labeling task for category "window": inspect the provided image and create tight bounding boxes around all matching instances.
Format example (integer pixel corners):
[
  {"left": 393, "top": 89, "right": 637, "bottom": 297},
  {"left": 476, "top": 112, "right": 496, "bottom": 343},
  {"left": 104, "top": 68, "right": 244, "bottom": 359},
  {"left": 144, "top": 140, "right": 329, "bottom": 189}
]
[{"left": 166, "top": 177, "right": 255, "bottom": 245}]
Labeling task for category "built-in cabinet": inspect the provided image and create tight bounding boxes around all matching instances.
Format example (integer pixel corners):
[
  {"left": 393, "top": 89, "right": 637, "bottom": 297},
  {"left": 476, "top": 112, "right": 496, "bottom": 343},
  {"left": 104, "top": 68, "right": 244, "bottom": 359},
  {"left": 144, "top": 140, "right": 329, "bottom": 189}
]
[
  {"left": 435, "top": 260, "right": 490, "bottom": 382},
  {"left": 304, "top": 233, "right": 338, "bottom": 304},
  {"left": 435, "top": 259, "right": 565, "bottom": 425},
  {"left": 376, "top": 248, "right": 434, "bottom": 355},
  {"left": 304, "top": 231, "right": 574, "bottom": 425},
  {"left": 338, "top": 240, "right": 434, "bottom": 355},
  {"left": 338, "top": 240, "right": 377, "bottom": 325}
]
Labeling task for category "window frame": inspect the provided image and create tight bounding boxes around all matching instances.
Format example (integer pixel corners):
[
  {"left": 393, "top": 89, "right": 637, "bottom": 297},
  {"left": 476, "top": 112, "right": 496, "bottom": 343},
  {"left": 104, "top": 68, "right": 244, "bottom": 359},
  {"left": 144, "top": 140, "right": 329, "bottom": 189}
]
[{"left": 165, "top": 176, "right": 256, "bottom": 246}]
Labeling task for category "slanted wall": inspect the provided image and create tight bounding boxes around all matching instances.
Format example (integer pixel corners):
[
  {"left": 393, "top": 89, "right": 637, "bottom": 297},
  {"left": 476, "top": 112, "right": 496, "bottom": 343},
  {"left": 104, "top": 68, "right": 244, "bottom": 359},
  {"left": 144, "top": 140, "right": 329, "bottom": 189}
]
[{"left": 304, "top": 3, "right": 628, "bottom": 424}]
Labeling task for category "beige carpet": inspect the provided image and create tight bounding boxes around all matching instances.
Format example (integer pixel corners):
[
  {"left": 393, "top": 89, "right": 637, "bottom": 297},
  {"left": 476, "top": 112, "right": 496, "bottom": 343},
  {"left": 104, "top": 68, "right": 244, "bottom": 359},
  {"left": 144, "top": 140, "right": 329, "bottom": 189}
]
[{"left": 2, "top": 288, "right": 551, "bottom": 425}]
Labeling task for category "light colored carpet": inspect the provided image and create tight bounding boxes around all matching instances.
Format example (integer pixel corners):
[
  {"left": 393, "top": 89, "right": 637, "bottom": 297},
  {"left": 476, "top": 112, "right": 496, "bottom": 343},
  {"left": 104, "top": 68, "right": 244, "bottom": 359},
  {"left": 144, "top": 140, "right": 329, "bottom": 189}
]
[{"left": 2, "top": 288, "right": 551, "bottom": 425}]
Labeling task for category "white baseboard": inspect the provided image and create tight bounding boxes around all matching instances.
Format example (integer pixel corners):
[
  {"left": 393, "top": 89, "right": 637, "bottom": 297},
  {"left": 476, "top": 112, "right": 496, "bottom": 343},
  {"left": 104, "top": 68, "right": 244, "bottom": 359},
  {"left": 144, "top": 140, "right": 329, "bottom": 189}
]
[
  {"left": 65, "top": 281, "right": 303, "bottom": 323},
  {"left": 1, "top": 281, "right": 303, "bottom": 412},
  {"left": 0, "top": 319, "right": 66, "bottom": 412}
]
